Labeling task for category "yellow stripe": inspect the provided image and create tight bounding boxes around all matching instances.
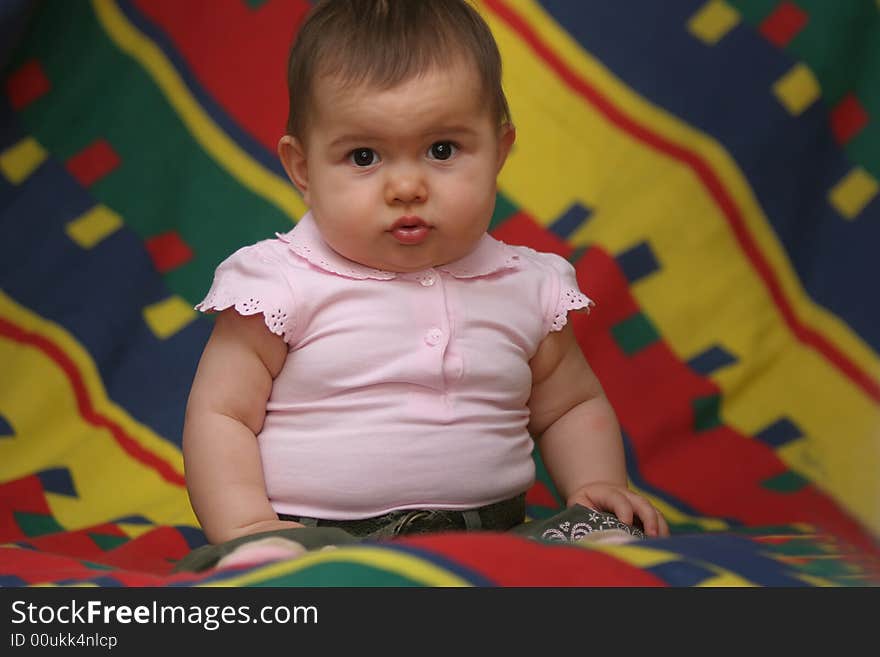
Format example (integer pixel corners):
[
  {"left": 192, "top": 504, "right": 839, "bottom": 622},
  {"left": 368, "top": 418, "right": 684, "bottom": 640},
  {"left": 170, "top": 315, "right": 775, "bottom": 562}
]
[
  {"left": 583, "top": 543, "right": 759, "bottom": 586},
  {"left": 202, "top": 545, "right": 473, "bottom": 587},
  {"left": 481, "top": 0, "right": 880, "bottom": 535},
  {"left": 0, "top": 292, "right": 195, "bottom": 529},
  {"left": 91, "top": 0, "right": 307, "bottom": 222}
]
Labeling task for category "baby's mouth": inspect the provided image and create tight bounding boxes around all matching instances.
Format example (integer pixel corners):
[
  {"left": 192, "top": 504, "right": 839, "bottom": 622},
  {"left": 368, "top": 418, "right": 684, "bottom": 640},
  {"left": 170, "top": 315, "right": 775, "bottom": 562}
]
[{"left": 389, "top": 216, "right": 431, "bottom": 245}]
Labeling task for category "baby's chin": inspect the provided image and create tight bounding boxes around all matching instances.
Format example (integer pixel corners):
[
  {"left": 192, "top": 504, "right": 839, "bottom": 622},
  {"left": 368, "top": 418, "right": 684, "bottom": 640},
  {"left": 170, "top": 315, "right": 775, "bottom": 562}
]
[{"left": 336, "top": 246, "right": 451, "bottom": 274}]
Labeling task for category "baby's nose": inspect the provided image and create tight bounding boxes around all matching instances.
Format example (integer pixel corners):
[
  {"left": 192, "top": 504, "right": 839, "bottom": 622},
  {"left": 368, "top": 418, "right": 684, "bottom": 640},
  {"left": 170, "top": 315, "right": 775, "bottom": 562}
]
[{"left": 385, "top": 168, "right": 427, "bottom": 204}]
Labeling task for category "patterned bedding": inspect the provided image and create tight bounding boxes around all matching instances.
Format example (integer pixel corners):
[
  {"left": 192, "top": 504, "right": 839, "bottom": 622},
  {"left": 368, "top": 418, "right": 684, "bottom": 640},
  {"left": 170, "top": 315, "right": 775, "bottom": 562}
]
[{"left": 1, "top": 0, "right": 878, "bottom": 586}]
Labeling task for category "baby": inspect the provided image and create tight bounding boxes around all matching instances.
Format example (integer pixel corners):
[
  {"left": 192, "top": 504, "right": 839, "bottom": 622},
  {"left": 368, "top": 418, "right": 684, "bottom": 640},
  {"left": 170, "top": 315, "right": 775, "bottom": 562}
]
[{"left": 179, "top": 0, "right": 668, "bottom": 571}]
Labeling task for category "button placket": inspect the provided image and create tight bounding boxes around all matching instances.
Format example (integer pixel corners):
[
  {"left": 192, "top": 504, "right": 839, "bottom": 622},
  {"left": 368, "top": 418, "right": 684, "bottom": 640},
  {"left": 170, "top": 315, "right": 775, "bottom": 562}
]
[{"left": 410, "top": 269, "right": 452, "bottom": 397}]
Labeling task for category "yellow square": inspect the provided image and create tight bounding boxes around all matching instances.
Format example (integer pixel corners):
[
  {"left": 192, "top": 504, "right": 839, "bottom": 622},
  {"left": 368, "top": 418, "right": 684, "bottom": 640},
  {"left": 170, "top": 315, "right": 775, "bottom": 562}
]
[
  {"left": 65, "top": 205, "right": 123, "bottom": 249},
  {"left": 0, "top": 137, "right": 47, "bottom": 184},
  {"left": 143, "top": 296, "right": 198, "bottom": 339},
  {"left": 696, "top": 572, "right": 756, "bottom": 587},
  {"left": 772, "top": 64, "right": 821, "bottom": 116},
  {"left": 117, "top": 523, "right": 157, "bottom": 539},
  {"left": 828, "top": 167, "right": 878, "bottom": 220},
  {"left": 687, "top": 0, "right": 741, "bottom": 45}
]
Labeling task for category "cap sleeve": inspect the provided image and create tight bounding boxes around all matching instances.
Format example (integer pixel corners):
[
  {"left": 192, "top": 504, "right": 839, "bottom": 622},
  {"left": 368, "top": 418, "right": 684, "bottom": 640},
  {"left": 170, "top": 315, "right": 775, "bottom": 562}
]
[
  {"left": 542, "top": 253, "right": 594, "bottom": 333},
  {"left": 195, "top": 241, "right": 296, "bottom": 342}
]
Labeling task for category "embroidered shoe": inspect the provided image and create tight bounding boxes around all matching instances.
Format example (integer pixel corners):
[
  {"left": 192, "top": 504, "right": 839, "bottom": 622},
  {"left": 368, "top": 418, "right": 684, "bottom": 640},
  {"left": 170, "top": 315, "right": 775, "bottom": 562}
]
[{"left": 511, "top": 504, "right": 645, "bottom": 544}]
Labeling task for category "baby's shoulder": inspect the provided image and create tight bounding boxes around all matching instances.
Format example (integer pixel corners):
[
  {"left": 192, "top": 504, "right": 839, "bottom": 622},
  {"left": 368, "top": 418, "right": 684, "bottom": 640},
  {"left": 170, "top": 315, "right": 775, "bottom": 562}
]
[
  {"left": 217, "top": 233, "right": 307, "bottom": 272},
  {"left": 503, "top": 243, "right": 575, "bottom": 278}
]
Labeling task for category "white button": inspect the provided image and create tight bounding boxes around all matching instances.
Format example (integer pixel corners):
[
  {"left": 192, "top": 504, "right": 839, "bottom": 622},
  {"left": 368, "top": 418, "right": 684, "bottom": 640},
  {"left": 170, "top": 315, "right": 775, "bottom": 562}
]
[
  {"left": 424, "top": 328, "right": 443, "bottom": 346},
  {"left": 420, "top": 273, "right": 436, "bottom": 287}
]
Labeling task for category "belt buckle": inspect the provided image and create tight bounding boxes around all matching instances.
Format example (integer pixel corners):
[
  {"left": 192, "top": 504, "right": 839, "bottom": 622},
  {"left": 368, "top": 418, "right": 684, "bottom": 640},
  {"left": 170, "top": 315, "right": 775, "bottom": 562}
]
[{"left": 393, "top": 509, "right": 445, "bottom": 535}]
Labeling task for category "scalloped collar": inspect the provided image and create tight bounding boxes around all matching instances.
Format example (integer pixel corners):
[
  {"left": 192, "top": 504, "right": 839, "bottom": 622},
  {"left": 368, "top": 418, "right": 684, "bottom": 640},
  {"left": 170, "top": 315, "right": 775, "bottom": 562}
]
[{"left": 275, "top": 212, "right": 522, "bottom": 281}]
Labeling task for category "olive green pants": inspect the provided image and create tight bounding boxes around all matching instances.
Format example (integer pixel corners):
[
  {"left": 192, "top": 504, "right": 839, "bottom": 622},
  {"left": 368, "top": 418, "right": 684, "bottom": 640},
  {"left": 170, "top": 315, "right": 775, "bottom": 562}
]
[{"left": 174, "top": 501, "right": 645, "bottom": 573}]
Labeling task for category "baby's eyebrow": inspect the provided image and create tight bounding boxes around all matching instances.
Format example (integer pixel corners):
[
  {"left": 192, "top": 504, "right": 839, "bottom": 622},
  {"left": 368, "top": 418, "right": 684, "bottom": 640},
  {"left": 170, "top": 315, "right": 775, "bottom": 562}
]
[
  {"left": 328, "top": 134, "right": 375, "bottom": 149},
  {"left": 423, "top": 125, "right": 479, "bottom": 139},
  {"left": 328, "top": 125, "right": 480, "bottom": 149}
]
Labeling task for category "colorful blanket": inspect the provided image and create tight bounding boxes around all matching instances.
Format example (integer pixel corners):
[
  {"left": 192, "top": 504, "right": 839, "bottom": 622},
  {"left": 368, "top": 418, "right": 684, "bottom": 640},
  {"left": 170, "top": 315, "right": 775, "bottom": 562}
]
[{"left": 1, "top": 0, "right": 878, "bottom": 587}]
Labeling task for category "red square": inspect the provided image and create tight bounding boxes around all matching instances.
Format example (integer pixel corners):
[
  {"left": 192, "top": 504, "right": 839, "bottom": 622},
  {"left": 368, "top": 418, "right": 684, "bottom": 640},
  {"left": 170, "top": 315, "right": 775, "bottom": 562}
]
[
  {"left": 145, "top": 231, "right": 194, "bottom": 273},
  {"left": 5, "top": 60, "right": 51, "bottom": 110},
  {"left": 759, "top": 2, "right": 809, "bottom": 48},
  {"left": 830, "top": 93, "right": 869, "bottom": 145},
  {"left": 65, "top": 139, "right": 121, "bottom": 187}
]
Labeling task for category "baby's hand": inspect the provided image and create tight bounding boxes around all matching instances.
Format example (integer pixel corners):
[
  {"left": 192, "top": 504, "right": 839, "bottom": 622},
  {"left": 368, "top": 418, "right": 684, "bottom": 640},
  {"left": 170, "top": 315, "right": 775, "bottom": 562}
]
[{"left": 566, "top": 482, "right": 670, "bottom": 537}]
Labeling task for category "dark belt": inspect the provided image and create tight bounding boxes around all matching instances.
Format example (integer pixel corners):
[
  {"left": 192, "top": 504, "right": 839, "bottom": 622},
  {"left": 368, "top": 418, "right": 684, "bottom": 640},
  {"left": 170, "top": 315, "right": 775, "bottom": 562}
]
[{"left": 278, "top": 493, "right": 526, "bottom": 539}]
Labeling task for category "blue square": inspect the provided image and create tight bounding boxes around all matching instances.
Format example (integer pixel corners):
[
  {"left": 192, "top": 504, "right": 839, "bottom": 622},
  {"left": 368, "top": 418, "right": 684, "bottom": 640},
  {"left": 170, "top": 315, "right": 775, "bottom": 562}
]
[
  {"left": 687, "top": 345, "right": 738, "bottom": 375},
  {"left": 616, "top": 241, "right": 660, "bottom": 283},
  {"left": 755, "top": 418, "right": 803, "bottom": 447},
  {"left": 0, "top": 413, "right": 13, "bottom": 437},
  {"left": 550, "top": 202, "right": 592, "bottom": 239},
  {"left": 37, "top": 467, "right": 78, "bottom": 498}
]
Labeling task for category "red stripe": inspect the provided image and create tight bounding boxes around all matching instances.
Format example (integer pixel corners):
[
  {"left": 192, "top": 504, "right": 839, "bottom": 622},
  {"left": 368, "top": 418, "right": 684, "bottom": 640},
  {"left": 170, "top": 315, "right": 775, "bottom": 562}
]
[
  {"left": 0, "top": 317, "right": 185, "bottom": 487},
  {"left": 485, "top": 0, "right": 880, "bottom": 402}
]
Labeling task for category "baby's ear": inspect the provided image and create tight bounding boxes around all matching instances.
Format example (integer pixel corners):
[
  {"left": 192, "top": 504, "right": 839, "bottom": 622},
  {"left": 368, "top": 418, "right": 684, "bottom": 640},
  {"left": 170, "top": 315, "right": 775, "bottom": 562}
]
[
  {"left": 278, "top": 135, "right": 310, "bottom": 203},
  {"left": 496, "top": 123, "right": 516, "bottom": 173}
]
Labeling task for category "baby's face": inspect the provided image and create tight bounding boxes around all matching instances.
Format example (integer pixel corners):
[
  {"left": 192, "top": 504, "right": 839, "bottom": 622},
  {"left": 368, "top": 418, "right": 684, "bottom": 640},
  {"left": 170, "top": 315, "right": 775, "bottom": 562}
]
[{"left": 281, "top": 62, "right": 514, "bottom": 273}]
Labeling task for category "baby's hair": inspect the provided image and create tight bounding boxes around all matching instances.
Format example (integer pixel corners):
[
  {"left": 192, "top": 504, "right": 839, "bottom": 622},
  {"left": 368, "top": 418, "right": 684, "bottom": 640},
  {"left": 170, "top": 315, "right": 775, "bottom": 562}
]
[{"left": 285, "top": 0, "right": 512, "bottom": 139}]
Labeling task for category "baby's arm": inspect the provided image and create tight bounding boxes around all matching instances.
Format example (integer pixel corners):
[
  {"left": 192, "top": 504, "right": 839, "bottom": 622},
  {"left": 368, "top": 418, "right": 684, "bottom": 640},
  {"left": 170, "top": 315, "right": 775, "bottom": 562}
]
[
  {"left": 183, "top": 310, "right": 302, "bottom": 544},
  {"left": 528, "top": 323, "right": 669, "bottom": 537}
]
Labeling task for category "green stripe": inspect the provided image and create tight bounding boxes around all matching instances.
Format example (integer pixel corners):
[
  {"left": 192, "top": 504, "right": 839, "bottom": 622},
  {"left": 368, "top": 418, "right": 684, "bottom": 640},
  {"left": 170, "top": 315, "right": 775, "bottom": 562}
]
[
  {"left": 783, "top": 1, "right": 878, "bottom": 104},
  {"left": 251, "top": 562, "right": 428, "bottom": 586},
  {"left": 10, "top": 2, "right": 295, "bottom": 304}
]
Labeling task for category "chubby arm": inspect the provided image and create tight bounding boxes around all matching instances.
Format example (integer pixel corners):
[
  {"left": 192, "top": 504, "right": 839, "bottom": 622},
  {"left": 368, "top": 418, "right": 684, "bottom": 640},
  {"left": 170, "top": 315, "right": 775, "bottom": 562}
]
[
  {"left": 528, "top": 322, "right": 669, "bottom": 537},
  {"left": 183, "top": 310, "right": 302, "bottom": 544}
]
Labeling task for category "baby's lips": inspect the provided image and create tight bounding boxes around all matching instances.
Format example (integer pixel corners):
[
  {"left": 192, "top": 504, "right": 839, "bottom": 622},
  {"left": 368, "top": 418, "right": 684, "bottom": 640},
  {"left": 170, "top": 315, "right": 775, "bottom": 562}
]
[{"left": 390, "top": 225, "right": 430, "bottom": 245}]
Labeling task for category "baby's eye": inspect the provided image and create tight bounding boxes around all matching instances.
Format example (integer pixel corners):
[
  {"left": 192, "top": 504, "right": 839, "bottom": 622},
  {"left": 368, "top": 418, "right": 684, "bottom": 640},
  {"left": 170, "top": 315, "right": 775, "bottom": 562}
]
[
  {"left": 427, "top": 141, "right": 457, "bottom": 161},
  {"left": 349, "top": 148, "right": 379, "bottom": 167}
]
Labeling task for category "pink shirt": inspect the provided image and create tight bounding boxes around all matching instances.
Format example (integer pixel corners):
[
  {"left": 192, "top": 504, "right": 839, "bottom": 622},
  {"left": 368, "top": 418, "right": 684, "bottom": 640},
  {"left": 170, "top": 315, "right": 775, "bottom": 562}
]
[{"left": 196, "top": 212, "right": 592, "bottom": 519}]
